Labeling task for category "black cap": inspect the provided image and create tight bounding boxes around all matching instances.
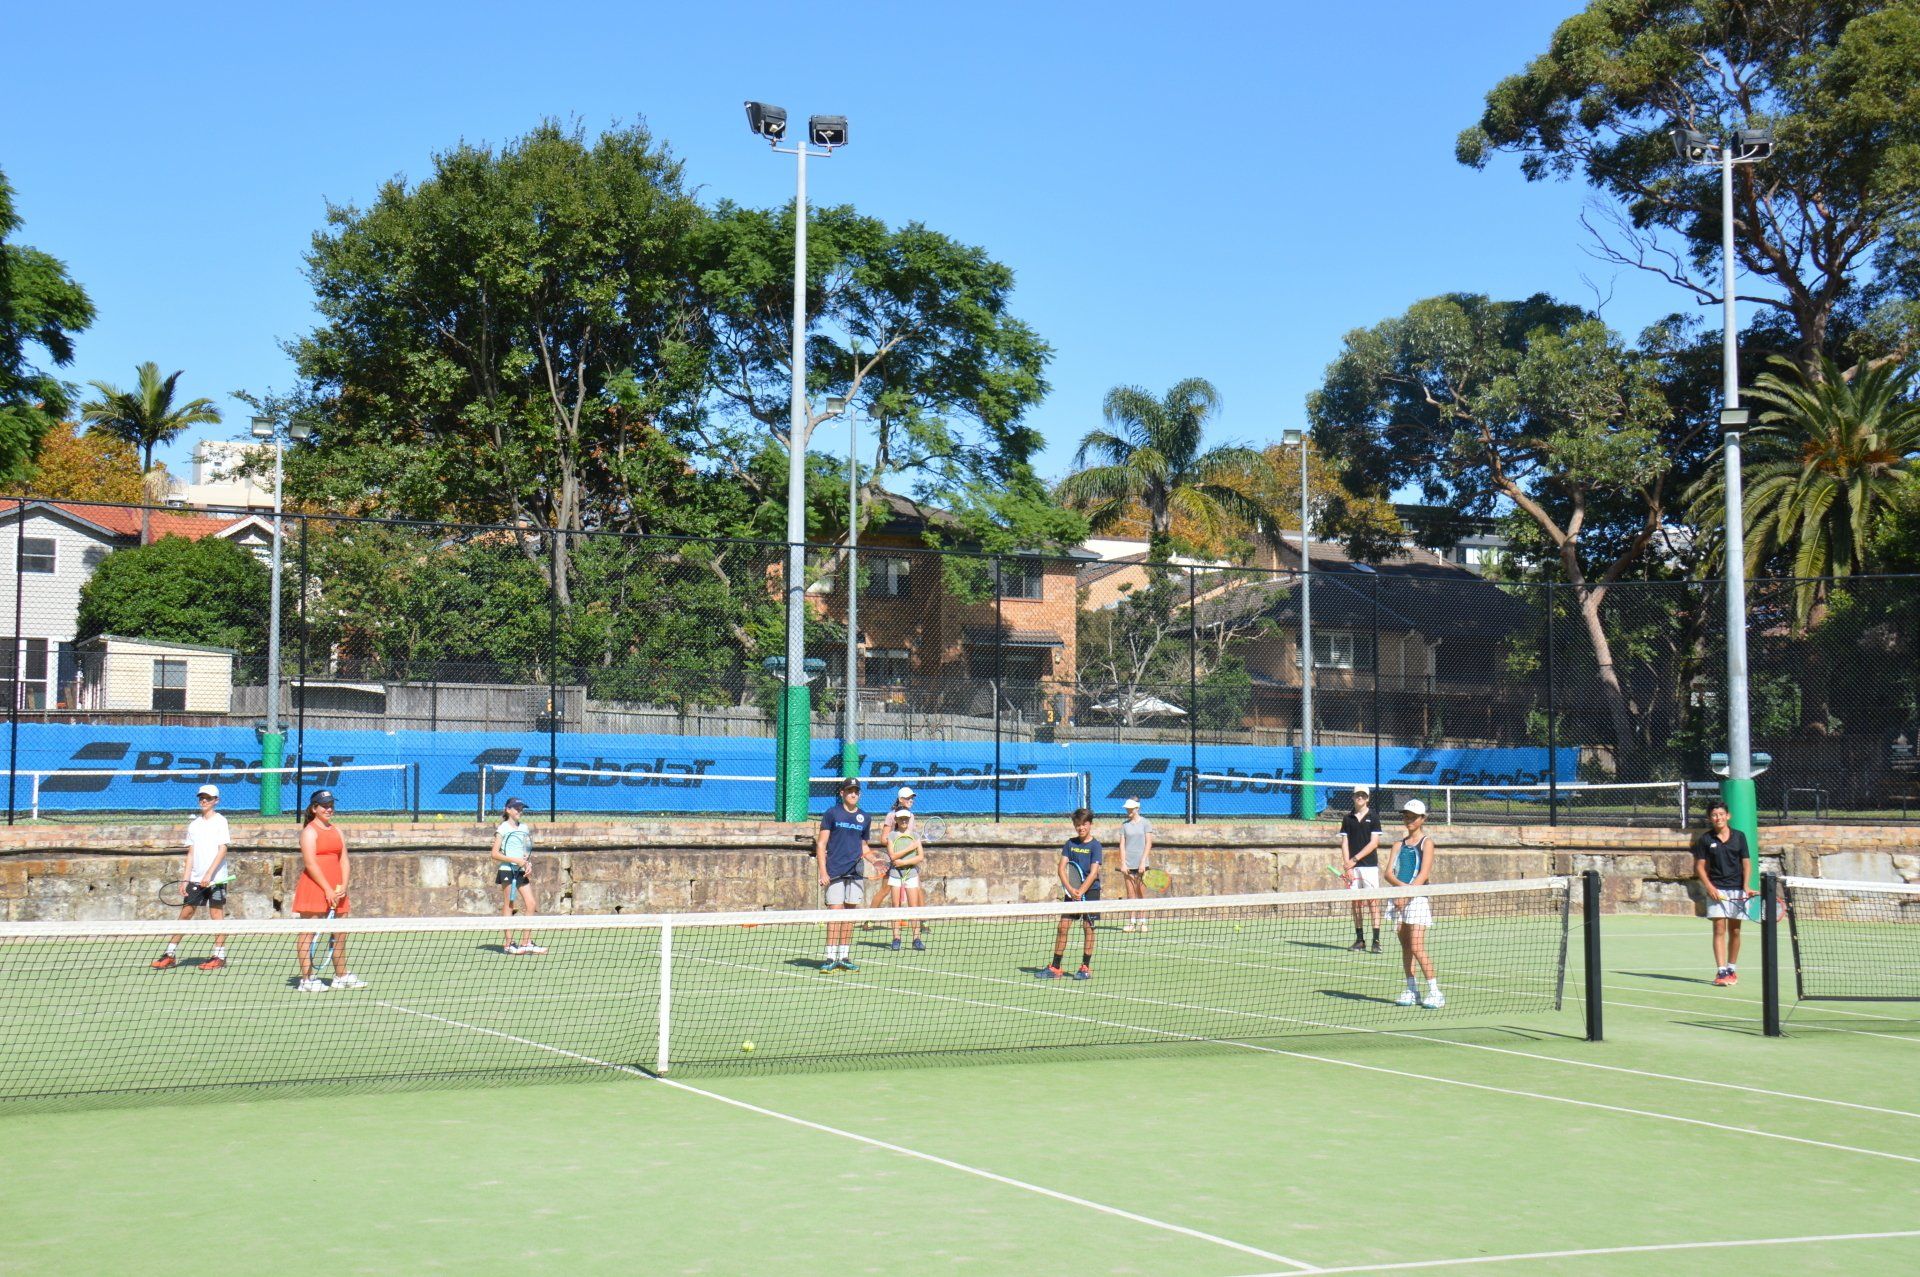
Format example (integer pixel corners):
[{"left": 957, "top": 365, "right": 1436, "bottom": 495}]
[
  {"left": 838, "top": 778, "right": 861, "bottom": 793},
  {"left": 310, "top": 789, "right": 336, "bottom": 807},
  {"left": 504, "top": 797, "right": 528, "bottom": 812}
]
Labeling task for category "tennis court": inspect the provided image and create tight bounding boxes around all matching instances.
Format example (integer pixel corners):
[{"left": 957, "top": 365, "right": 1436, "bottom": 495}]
[{"left": 3, "top": 900, "right": 1919, "bottom": 1274}]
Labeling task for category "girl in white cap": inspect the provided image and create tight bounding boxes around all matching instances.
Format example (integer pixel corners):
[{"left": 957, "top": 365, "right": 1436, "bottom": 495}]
[
  {"left": 1385, "top": 798, "right": 1442, "bottom": 1008},
  {"left": 865, "top": 785, "right": 916, "bottom": 926},
  {"left": 1118, "top": 797, "right": 1154, "bottom": 931}
]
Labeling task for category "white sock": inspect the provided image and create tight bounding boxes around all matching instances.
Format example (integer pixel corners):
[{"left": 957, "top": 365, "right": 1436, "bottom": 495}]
[
  {"left": 164, "top": 942, "right": 178, "bottom": 955},
  {"left": 837, "top": 945, "right": 850, "bottom": 960},
  {"left": 1427, "top": 979, "right": 1441, "bottom": 994},
  {"left": 212, "top": 945, "right": 225, "bottom": 958}
]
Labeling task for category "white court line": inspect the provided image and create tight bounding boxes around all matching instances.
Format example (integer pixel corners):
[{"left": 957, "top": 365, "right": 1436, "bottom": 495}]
[
  {"left": 708, "top": 948, "right": 1920, "bottom": 1166},
  {"left": 1230, "top": 1227, "right": 1920, "bottom": 1274},
  {"left": 370, "top": 999, "right": 1314, "bottom": 1272}
]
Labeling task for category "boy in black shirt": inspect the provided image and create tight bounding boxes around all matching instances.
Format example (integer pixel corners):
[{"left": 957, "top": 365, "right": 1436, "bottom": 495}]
[
  {"left": 1339, "top": 786, "right": 1384, "bottom": 952},
  {"left": 1693, "top": 798, "right": 1752, "bottom": 986}
]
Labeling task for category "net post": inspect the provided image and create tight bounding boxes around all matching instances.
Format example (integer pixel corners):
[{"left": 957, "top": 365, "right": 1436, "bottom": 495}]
[
  {"left": 657, "top": 922, "right": 673, "bottom": 1075},
  {"left": 1445, "top": 787, "right": 1454, "bottom": 826},
  {"left": 411, "top": 762, "right": 422, "bottom": 823},
  {"left": 1582, "top": 869, "right": 1603, "bottom": 1042},
  {"left": 477, "top": 766, "right": 489, "bottom": 824},
  {"left": 1185, "top": 770, "right": 1196, "bottom": 824},
  {"left": 1080, "top": 770, "right": 1091, "bottom": 813},
  {"left": 1761, "top": 872, "right": 1781, "bottom": 1037},
  {"left": 30, "top": 771, "right": 40, "bottom": 822}
]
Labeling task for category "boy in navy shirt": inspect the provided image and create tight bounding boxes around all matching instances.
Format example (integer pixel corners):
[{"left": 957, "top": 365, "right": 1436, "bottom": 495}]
[
  {"left": 1037, "top": 807, "right": 1102, "bottom": 981},
  {"left": 815, "top": 779, "right": 873, "bottom": 970}
]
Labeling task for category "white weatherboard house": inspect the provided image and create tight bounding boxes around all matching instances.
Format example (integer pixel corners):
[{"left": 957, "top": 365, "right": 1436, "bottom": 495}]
[
  {"left": 73, "top": 636, "right": 235, "bottom": 713},
  {"left": 0, "top": 501, "right": 265, "bottom": 711}
]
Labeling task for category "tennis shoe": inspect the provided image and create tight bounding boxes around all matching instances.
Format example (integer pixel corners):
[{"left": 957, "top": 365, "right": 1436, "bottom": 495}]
[
  {"left": 1723, "top": 971, "right": 1738, "bottom": 986},
  {"left": 199, "top": 956, "right": 226, "bottom": 972},
  {"left": 1422, "top": 992, "right": 1446, "bottom": 1009},
  {"left": 1074, "top": 965, "right": 1091, "bottom": 980},
  {"left": 150, "top": 954, "right": 177, "bottom": 970},
  {"left": 840, "top": 959, "right": 859, "bottom": 972},
  {"left": 1370, "top": 939, "right": 1381, "bottom": 953},
  {"left": 889, "top": 937, "right": 903, "bottom": 951},
  {"left": 504, "top": 943, "right": 525, "bottom": 955},
  {"left": 1711, "top": 969, "right": 1731, "bottom": 986},
  {"left": 1122, "top": 923, "right": 1137, "bottom": 933},
  {"left": 329, "top": 973, "right": 368, "bottom": 990},
  {"left": 1395, "top": 988, "right": 1418, "bottom": 1006},
  {"left": 1035, "top": 965, "right": 1063, "bottom": 980},
  {"left": 911, "top": 938, "right": 925, "bottom": 951},
  {"left": 1348, "top": 939, "right": 1367, "bottom": 952},
  {"left": 297, "top": 977, "right": 327, "bottom": 993},
  {"left": 519, "top": 943, "right": 547, "bottom": 955}
]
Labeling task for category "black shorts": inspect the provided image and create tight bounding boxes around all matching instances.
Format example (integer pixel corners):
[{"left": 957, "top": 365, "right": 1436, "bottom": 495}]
[
  {"left": 184, "top": 882, "right": 227, "bottom": 908},
  {"left": 1062, "top": 892, "right": 1101, "bottom": 923},
  {"left": 496, "top": 864, "right": 530, "bottom": 887}
]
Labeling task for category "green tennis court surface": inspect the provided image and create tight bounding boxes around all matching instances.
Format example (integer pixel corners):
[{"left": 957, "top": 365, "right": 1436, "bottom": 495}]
[{"left": 3, "top": 915, "right": 1917, "bottom": 1274}]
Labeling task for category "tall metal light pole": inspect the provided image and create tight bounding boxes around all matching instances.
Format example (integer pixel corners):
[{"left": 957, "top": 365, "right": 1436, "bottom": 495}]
[
  {"left": 826, "top": 390, "right": 861, "bottom": 779},
  {"left": 745, "top": 102, "right": 848, "bottom": 820},
  {"left": 1283, "top": 428, "right": 1315, "bottom": 818},
  {"left": 249, "top": 413, "right": 311, "bottom": 817},
  {"left": 1673, "top": 123, "right": 1773, "bottom": 881}
]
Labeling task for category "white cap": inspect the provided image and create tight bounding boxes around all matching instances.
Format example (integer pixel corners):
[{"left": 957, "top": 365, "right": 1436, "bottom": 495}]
[
  {"left": 1401, "top": 798, "right": 1427, "bottom": 816},
  {"left": 196, "top": 784, "right": 220, "bottom": 799},
  {"left": 1352, "top": 785, "right": 1371, "bottom": 796},
  {"left": 897, "top": 786, "right": 915, "bottom": 799},
  {"left": 1123, "top": 797, "right": 1141, "bottom": 809}
]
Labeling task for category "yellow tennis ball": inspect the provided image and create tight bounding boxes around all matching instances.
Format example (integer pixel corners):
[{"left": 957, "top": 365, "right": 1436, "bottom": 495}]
[
  {"left": 1234, "top": 924, "right": 1243, "bottom": 932},
  {"left": 741, "top": 1041, "right": 756, "bottom": 1054}
]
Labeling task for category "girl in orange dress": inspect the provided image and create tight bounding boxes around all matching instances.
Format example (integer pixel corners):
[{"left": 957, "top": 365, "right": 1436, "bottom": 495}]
[{"left": 294, "top": 790, "right": 365, "bottom": 992}]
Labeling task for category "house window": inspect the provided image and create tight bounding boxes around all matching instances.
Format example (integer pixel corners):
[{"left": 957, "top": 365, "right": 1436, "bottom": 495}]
[
  {"left": 152, "top": 658, "right": 188, "bottom": 712},
  {"left": 1304, "top": 632, "right": 1375, "bottom": 671},
  {"left": 865, "top": 649, "right": 911, "bottom": 686},
  {"left": 999, "top": 558, "right": 1045, "bottom": 600},
  {"left": 20, "top": 538, "right": 55, "bottom": 574},
  {"left": 13, "top": 639, "right": 48, "bottom": 710},
  {"left": 874, "top": 556, "right": 912, "bottom": 598}
]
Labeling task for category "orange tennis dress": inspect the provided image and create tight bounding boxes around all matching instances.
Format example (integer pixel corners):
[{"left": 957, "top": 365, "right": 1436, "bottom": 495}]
[{"left": 293, "top": 823, "right": 348, "bottom": 915}]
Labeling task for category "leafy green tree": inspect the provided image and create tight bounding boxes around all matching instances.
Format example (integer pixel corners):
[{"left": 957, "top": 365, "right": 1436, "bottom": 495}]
[
  {"left": 0, "top": 168, "right": 94, "bottom": 483},
  {"left": 1310, "top": 294, "right": 1682, "bottom": 758},
  {"left": 1056, "top": 378, "right": 1277, "bottom": 560},
  {"left": 1688, "top": 356, "right": 1920, "bottom": 626},
  {"left": 76, "top": 536, "right": 270, "bottom": 664},
  {"left": 80, "top": 363, "right": 222, "bottom": 478},
  {"left": 1459, "top": 1, "right": 1920, "bottom": 373},
  {"left": 291, "top": 120, "right": 708, "bottom": 603}
]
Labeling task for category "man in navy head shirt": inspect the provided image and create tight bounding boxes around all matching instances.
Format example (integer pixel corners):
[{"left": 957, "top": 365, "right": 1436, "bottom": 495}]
[{"left": 815, "top": 779, "right": 873, "bottom": 970}]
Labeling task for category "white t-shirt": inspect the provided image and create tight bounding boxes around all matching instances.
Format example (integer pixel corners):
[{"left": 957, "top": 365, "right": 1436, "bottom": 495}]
[
  {"left": 185, "top": 812, "right": 233, "bottom": 883},
  {"left": 497, "top": 821, "right": 534, "bottom": 862}
]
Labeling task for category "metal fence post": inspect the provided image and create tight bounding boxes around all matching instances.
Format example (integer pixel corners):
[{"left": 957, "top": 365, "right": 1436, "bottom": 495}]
[
  {"left": 293, "top": 516, "right": 311, "bottom": 822},
  {"left": 1546, "top": 581, "right": 1559, "bottom": 827},
  {"left": 1188, "top": 564, "right": 1198, "bottom": 824},
  {"left": 6, "top": 503, "right": 23, "bottom": 825},
  {"left": 993, "top": 556, "right": 1003, "bottom": 824},
  {"left": 548, "top": 530, "right": 561, "bottom": 823},
  {"left": 1371, "top": 572, "right": 1381, "bottom": 790}
]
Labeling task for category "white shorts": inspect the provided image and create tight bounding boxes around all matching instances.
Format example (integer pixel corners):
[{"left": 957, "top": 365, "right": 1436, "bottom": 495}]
[
  {"left": 887, "top": 869, "right": 919, "bottom": 889},
  {"left": 1348, "top": 866, "right": 1381, "bottom": 889},
  {"left": 826, "top": 878, "right": 865, "bottom": 907},
  {"left": 1705, "top": 891, "right": 1748, "bottom": 920},
  {"left": 1387, "top": 896, "right": 1432, "bottom": 928}
]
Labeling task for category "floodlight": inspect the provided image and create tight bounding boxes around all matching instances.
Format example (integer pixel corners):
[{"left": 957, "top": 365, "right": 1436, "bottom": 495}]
[
  {"left": 825, "top": 394, "right": 848, "bottom": 414},
  {"left": 808, "top": 115, "right": 849, "bottom": 148},
  {"left": 1732, "top": 128, "right": 1774, "bottom": 160},
  {"left": 1719, "top": 407, "right": 1751, "bottom": 432},
  {"left": 1282, "top": 428, "right": 1305, "bottom": 446},
  {"left": 744, "top": 101, "right": 788, "bottom": 141},
  {"left": 1670, "top": 127, "right": 1716, "bottom": 163},
  {"left": 289, "top": 418, "right": 314, "bottom": 442},
  {"left": 250, "top": 415, "right": 274, "bottom": 440}
]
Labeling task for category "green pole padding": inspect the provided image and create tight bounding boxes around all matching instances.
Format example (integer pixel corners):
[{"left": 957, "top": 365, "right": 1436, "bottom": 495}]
[
  {"left": 1297, "top": 748, "right": 1316, "bottom": 821},
  {"left": 840, "top": 738, "right": 859, "bottom": 781},
  {"left": 781, "top": 685, "right": 812, "bottom": 822},
  {"left": 1724, "top": 774, "right": 1761, "bottom": 917},
  {"left": 259, "top": 731, "right": 284, "bottom": 817}
]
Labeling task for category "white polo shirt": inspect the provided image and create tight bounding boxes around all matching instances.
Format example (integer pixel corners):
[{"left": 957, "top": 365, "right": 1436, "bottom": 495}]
[{"left": 185, "top": 811, "right": 233, "bottom": 883}]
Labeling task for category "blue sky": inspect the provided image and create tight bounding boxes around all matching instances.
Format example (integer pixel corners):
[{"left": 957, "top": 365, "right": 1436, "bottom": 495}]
[{"left": 3, "top": 0, "right": 1695, "bottom": 487}]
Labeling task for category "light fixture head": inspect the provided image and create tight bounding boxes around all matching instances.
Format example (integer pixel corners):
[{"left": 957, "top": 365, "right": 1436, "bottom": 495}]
[
  {"left": 744, "top": 101, "right": 787, "bottom": 141},
  {"left": 1732, "top": 127, "right": 1774, "bottom": 160},
  {"left": 250, "top": 415, "right": 275, "bottom": 439},
  {"left": 289, "top": 418, "right": 314, "bottom": 442},
  {"left": 1670, "top": 126, "right": 1716, "bottom": 163},
  {"left": 1282, "top": 428, "right": 1306, "bottom": 446},
  {"left": 825, "top": 394, "right": 848, "bottom": 415},
  {"left": 808, "top": 115, "right": 849, "bottom": 148},
  {"left": 1719, "top": 406, "right": 1751, "bottom": 433}
]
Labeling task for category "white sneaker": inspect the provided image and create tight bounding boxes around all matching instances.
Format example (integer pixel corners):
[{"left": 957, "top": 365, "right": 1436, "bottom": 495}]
[
  {"left": 519, "top": 943, "right": 548, "bottom": 955},
  {"left": 1422, "top": 991, "right": 1446, "bottom": 1009},
  {"left": 297, "top": 977, "right": 327, "bottom": 993},
  {"left": 1121, "top": 923, "right": 1137, "bottom": 933},
  {"left": 329, "top": 973, "right": 368, "bottom": 990},
  {"left": 1395, "top": 988, "right": 1418, "bottom": 1006},
  {"left": 503, "top": 943, "right": 525, "bottom": 955}
]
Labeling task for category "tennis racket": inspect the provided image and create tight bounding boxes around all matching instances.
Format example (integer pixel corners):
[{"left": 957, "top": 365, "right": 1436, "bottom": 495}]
[
  {"left": 1325, "top": 863, "right": 1350, "bottom": 881},
  {"left": 158, "top": 880, "right": 189, "bottom": 908},
  {"left": 1063, "top": 857, "right": 1087, "bottom": 903},
  {"left": 920, "top": 816, "right": 946, "bottom": 843},
  {"left": 889, "top": 831, "right": 920, "bottom": 870},
  {"left": 310, "top": 905, "right": 337, "bottom": 970},
  {"left": 1141, "top": 867, "right": 1170, "bottom": 893}
]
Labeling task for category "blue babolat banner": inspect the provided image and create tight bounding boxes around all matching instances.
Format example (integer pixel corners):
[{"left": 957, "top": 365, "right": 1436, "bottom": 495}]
[{"left": 5, "top": 723, "right": 1573, "bottom": 820}]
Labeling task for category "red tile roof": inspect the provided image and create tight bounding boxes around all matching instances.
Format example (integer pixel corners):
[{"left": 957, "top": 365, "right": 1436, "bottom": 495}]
[{"left": 0, "top": 500, "right": 244, "bottom": 542}]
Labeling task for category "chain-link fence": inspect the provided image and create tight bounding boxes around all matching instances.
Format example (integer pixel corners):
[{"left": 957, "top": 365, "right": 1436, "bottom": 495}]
[{"left": 3, "top": 496, "right": 1915, "bottom": 827}]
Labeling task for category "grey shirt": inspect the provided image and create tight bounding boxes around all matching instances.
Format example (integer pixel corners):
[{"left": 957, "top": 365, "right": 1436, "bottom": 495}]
[{"left": 1119, "top": 815, "right": 1153, "bottom": 868}]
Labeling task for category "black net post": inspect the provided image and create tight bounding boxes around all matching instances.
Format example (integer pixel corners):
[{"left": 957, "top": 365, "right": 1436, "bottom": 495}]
[
  {"left": 1761, "top": 872, "right": 1782, "bottom": 1037},
  {"left": 6, "top": 502, "right": 21, "bottom": 825},
  {"left": 293, "top": 517, "right": 310, "bottom": 822},
  {"left": 1187, "top": 564, "right": 1198, "bottom": 824},
  {"left": 1371, "top": 572, "right": 1381, "bottom": 789},
  {"left": 1546, "top": 583, "right": 1559, "bottom": 827},
  {"left": 992, "top": 556, "right": 1003, "bottom": 824},
  {"left": 1582, "top": 869, "right": 1603, "bottom": 1041},
  {"left": 547, "top": 530, "right": 561, "bottom": 824}
]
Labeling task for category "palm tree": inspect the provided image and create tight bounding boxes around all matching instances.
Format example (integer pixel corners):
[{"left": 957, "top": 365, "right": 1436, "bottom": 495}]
[
  {"left": 80, "top": 363, "right": 221, "bottom": 543},
  {"left": 1688, "top": 356, "right": 1920, "bottom": 627},
  {"left": 1056, "top": 378, "right": 1277, "bottom": 560}
]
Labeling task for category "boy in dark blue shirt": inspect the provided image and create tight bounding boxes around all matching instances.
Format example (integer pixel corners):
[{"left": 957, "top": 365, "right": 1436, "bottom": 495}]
[
  {"left": 815, "top": 779, "right": 873, "bottom": 971},
  {"left": 1037, "top": 807, "right": 1102, "bottom": 981}
]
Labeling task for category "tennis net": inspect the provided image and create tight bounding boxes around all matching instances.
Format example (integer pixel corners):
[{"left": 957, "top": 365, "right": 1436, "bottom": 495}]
[
  {"left": 0, "top": 877, "right": 1584, "bottom": 1103},
  {"left": 1782, "top": 876, "right": 1920, "bottom": 1001},
  {"left": 1186, "top": 773, "right": 1685, "bottom": 827}
]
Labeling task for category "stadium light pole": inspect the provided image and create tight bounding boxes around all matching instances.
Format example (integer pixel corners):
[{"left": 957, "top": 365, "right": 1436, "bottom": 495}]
[
  {"left": 249, "top": 412, "right": 312, "bottom": 818},
  {"left": 826, "top": 389, "right": 860, "bottom": 780},
  {"left": 1283, "top": 428, "right": 1315, "bottom": 819},
  {"left": 746, "top": 102, "right": 848, "bottom": 820},
  {"left": 1673, "top": 123, "right": 1773, "bottom": 883}
]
